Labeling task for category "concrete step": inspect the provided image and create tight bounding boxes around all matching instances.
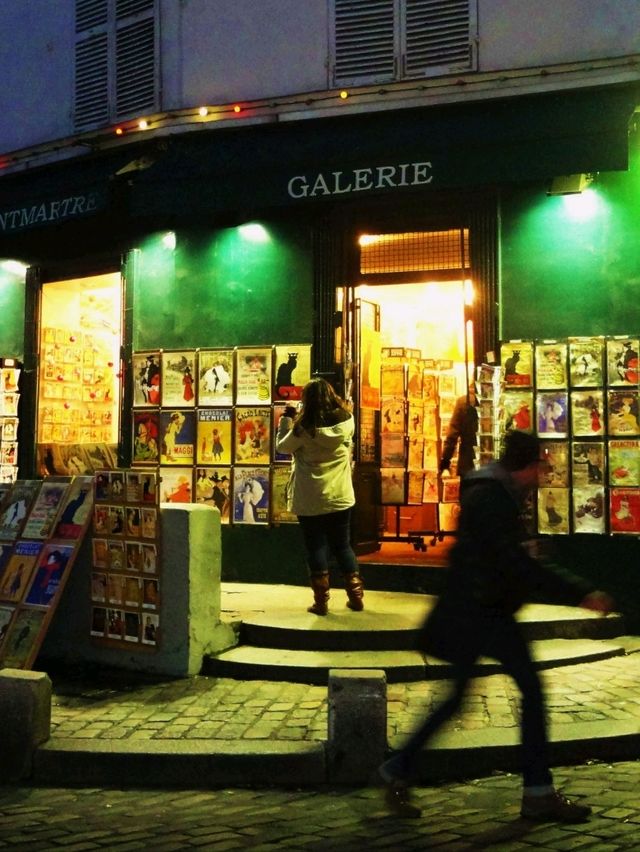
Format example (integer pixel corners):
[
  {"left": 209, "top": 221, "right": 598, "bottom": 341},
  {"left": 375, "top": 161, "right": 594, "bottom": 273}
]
[{"left": 203, "top": 638, "right": 626, "bottom": 685}]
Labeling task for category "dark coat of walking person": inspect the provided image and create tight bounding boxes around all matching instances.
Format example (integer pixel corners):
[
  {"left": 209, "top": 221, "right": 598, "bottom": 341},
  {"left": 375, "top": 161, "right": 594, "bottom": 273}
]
[
  {"left": 379, "top": 430, "right": 614, "bottom": 822},
  {"left": 439, "top": 382, "right": 479, "bottom": 478},
  {"left": 276, "top": 377, "right": 363, "bottom": 615}
]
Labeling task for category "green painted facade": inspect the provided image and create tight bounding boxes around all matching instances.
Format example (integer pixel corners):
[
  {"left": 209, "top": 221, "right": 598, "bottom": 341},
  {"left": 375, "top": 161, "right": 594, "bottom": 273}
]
[{"left": 0, "top": 266, "right": 25, "bottom": 358}]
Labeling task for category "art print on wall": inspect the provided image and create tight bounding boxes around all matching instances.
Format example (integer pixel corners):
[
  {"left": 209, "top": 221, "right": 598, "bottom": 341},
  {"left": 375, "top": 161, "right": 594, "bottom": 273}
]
[
  {"left": 273, "top": 344, "right": 311, "bottom": 402},
  {"left": 232, "top": 467, "right": 269, "bottom": 524},
  {"left": 380, "top": 468, "right": 406, "bottom": 504},
  {"left": 572, "top": 486, "right": 606, "bottom": 534},
  {"left": 132, "top": 351, "right": 161, "bottom": 407},
  {"left": 132, "top": 412, "right": 160, "bottom": 465},
  {"left": 536, "top": 392, "right": 568, "bottom": 438},
  {"left": 161, "top": 350, "right": 196, "bottom": 408},
  {"left": 539, "top": 441, "right": 569, "bottom": 488},
  {"left": 537, "top": 487, "right": 569, "bottom": 534},
  {"left": 159, "top": 409, "right": 195, "bottom": 465},
  {"left": 0, "top": 481, "right": 41, "bottom": 541},
  {"left": 234, "top": 407, "right": 271, "bottom": 465},
  {"left": 610, "top": 487, "right": 640, "bottom": 534},
  {"left": 196, "top": 408, "right": 232, "bottom": 465},
  {"left": 196, "top": 349, "right": 234, "bottom": 407},
  {"left": 235, "top": 347, "right": 272, "bottom": 405},
  {"left": 0, "top": 541, "right": 42, "bottom": 603},
  {"left": 608, "top": 439, "right": 640, "bottom": 487},
  {"left": 159, "top": 468, "right": 192, "bottom": 503},
  {"left": 270, "top": 465, "right": 297, "bottom": 524},
  {"left": 568, "top": 337, "right": 604, "bottom": 387},
  {"left": 52, "top": 476, "right": 94, "bottom": 540},
  {"left": 194, "top": 467, "right": 231, "bottom": 522},
  {"left": 501, "top": 340, "right": 533, "bottom": 387},
  {"left": 570, "top": 390, "right": 604, "bottom": 437},
  {"left": 503, "top": 391, "right": 534, "bottom": 433},
  {"left": 24, "top": 543, "right": 74, "bottom": 608},
  {"left": 535, "top": 341, "right": 568, "bottom": 390},
  {"left": 608, "top": 390, "right": 640, "bottom": 436},
  {"left": 572, "top": 442, "right": 605, "bottom": 487},
  {"left": 606, "top": 337, "right": 639, "bottom": 386},
  {"left": 21, "top": 479, "right": 70, "bottom": 540}
]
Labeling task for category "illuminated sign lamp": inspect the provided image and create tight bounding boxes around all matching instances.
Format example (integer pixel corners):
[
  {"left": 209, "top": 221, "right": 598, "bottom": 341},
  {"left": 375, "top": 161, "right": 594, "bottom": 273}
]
[{"left": 547, "top": 173, "right": 594, "bottom": 196}]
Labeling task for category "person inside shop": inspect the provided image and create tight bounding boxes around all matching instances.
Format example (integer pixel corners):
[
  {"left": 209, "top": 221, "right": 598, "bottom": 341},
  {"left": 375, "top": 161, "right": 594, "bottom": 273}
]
[
  {"left": 276, "top": 376, "right": 363, "bottom": 615},
  {"left": 379, "top": 430, "right": 614, "bottom": 823},
  {"left": 439, "top": 381, "right": 479, "bottom": 479}
]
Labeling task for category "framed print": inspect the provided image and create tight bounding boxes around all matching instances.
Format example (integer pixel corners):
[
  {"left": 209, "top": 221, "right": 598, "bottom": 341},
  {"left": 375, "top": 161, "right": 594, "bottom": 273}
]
[
  {"left": 381, "top": 364, "right": 406, "bottom": 397},
  {"left": 132, "top": 411, "right": 160, "bottom": 465},
  {"left": 21, "top": 478, "right": 70, "bottom": 540},
  {"left": 125, "top": 573, "right": 142, "bottom": 603},
  {"left": 232, "top": 467, "right": 270, "bottom": 524},
  {"left": 194, "top": 467, "right": 231, "bottom": 523},
  {"left": 608, "top": 390, "right": 640, "bottom": 436},
  {"left": 423, "top": 469, "right": 438, "bottom": 503},
  {"left": 124, "top": 611, "right": 141, "bottom": 643},
  {"left": 606, "top": 337, "right": 639, "bottom": 386},
  {"left": 234, "top": 407, "right": 271, "bottom": 465},
  {"left": 0, "top": 541, "right": 42, "bottom": 603},
  {"left": 90, "top": 606, "right": 107, "bottom": 637},
  {"left": 501, "top": 340, "right": 533, "bottom": 387},
  {"left": 537, "top": 487, "right": 570, "bottom": 534},
  {"left": 0, "top": 480, "right": 41, "bottom": 541},
  {"left": 92, "top": 538, "right": 109, "bottom": 569},
  {"left": 142, "top": 613, "right": 159, "bottom": 645},
  {"left": 91, "top": 572, "right": 107, "bottom": 603},
  {"left": 141, "top": 542, "right": 158, "bottom": 574},
  {"left": 107, "top": 504, "right": 125, "bottom": 536},
  {"left": 107, "top": 540, "right": 125, "bottom": 571},
  {"left": 572, "top": 441, "right": 605, "bottom": 487},
  {"left": 381, "top": 433, "right": 405, "bottom": 468},
  {"left": 196, "top": 408, "right": 232, "bottom": 465},
  {"left": 407, "top": 436, "right": 424, "bottom": 470},
  {"left": 159, "top": 409, "right": 195, "bottom": 465},
  {"left": 608, "top": 439, "right": 640, "bottom": 487},
  {"left": 161, "top": 350, "right": 196, "bottom": 408},
  {"left": 572, "top": 486, "right": 606, "bottom": 534},
  {"left": 142, "top": 577, "right": 159, "bottom": 610},
  {"left": 535, "top": 341, "right": 568, "bottom": 389},
  {"left": 273, "top": 403, "right": 293, "bottom": 462},
  {"left": 503, "top": 391, "right": 534, "bottom": 433},
  {"left": 0, "top": 608, "right": 46, "bottom": 669},
  {"left": 52, "top": 476, "right": 94, "bottom": 540},
  {"left": 610, "top": 487, "right": 640, "bottom": 534},
  {"left": 407, "top": 471, "right": 424, "bottom": 505},
  {"left": 125, "top": 506, "right": 141, "bottom": 537},
  {"left": 139, "top": 471, "right": 158, "bottom": 504},
  {"left": 536, "top": 392, "right": 568, "bottom": 438},
  {"left": 132, "top": 351, "right": 161, "bottom": 407},
  {"left": 24, "top": 543, "right": 75, "bottom": 608},
  {"left": 270, "top": 465, "right": 297, "bottom": 524},
  {"left": 539, "top": 441, "right": 569, "bottom": 487},
  {"left": 441, "top": 476, "right": 461, "bottom": 503},
  {"left": 380, "top": 397, "right": 405, "bottom": 433},
  {"left": 140, "top": 507, "right": 159, "bottom": 540},
  {"left": 570, "top": 390, "right": 604, "bottom": 437},
  {"left": 273, "top": 344, "right": 311, "bottom": 402},
  {"left": 380, "top": 468, "right": 406, "bottom": 504},
  {"left": 235, "top": 347, "right": 273, "bottom": 405},
  {"left": 568, "top": 337, "right": 604, "bottom": 387},
  {"left": 197, "top": 349, "right": 234, "bottom": 406},
  {"left": 159, "top": 468, "right": 193, "bottom": 503}
]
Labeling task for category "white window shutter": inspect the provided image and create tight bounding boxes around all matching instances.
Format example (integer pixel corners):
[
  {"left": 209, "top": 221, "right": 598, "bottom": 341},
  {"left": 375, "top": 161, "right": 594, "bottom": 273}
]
[
  {"left": 331, "top": 0, "right": 397, "bottom": 86},
  {"left": 403, "top": 0, "right": 476, "bottom": 76}
]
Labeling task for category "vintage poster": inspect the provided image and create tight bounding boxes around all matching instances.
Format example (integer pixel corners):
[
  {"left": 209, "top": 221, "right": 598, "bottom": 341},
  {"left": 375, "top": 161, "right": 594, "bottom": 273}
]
[
  {"left": 132, "top": 351, "right": 161, "bottom": 407},
  {"left": 232, "top": 467, "right": 270, "bottom": 525},
  {"left": 423, "top": 372, "right": 438, "bottom": 405},
  {"left": 140, "top": 507, "right": 158, "bottom": 540},
  {"left": 196, "top": 408, "right": 232, "bottom": 465},
  {"left": 194, "top": 467, "right": 231, "bottom": 522},
  {"left": 423, "top": 439, "right": 439, "bottom": 469},
  {"left": 380, "top": 468, "right": 406, "bottom": 504},
  {"left": 125, "top": 506, "right": 142, "bottom": 537},
  {"left": 608, "top": 390, "right": 640, "bottom": 436},
  {"left": 408, "top": 402, "right": 423, "bottom": 435},
  {"left": 539, "top": 441, "right": 569, "bottom": 487},
  {"left": 159, "top": 409, "right": 195, "bottom": 465},
  {"left": 132, "top": 411, "right": 160, "bottom": 465},
  {"left": 273, "top": 404, "right": 293, "bottom": 461},
  {"left": 406, "top": 471, "right": 424, "bottom": 505},
  {"left": 608, "top": 439, "right": 640, "bottom": 487},
  {"left": 357, "top": 406, "right": 376, "bottom": 464},
  {"left": 24, "top": 543, "right": 74, "bottom": 607},
  {"left": 381, "top": 433, "right": 405, "bottom": 468},
  {"left": 142, "top": 577, "right": 159, "bottom": 610},
  {"left": 92, "top": 538, "right": 109, "bottom": 569},
  {"left": 197, "top": 349, "right": 234, "bottom": 406},
  {"left": 159, "top": 468, "right": 193, "bottom": 503},
  {"left": 124, "top": 612, "right": 141, "bottom": 643},
  {"left": 503, "top": 391, "right": 534, "bottom": 433},
  {"left": 0, "top": 480, "right": 41, "bottom": 541},
  {"left": 273, "top": 344, "right": 312, "bottom": 402},
  {"left": 422, "top": 404, "right": 438, "bottom": 439},
  {"left": 572, "top": 441, "right": 606, "bottom": 487},
  {"left": 537, "top": 487, "right": 570, "bottom": 534},
  {"left": 161, "top": 350, "right": 196, "bottom": 408},
  {"left": 141, "top": 542, "right": 158, "bottom": 574},
  {"left": 125, "top": 541, "right": 142, "bottom": 573},
  {"left": 107, "top": 540, "right": 125, "bottom": 571},
  {"left": 21, "top": 478, "right": 70, "bottom": 540},
  {"left": 407, "top": 436, "right": 424, "bottom": 470},
  {"left": 0, "top": 541, "right": 42, "bottom": 603},
  {"left": 422, "top": 469, "right": 438, "bottom": 503},
  {"left": 536, "top": 391, "right": 568, "bottom": 438},
  {"left": 381, "top": 364, "right": 405, "bottom": 397},
  {"left": 234, "top": 407, "right": 271, "bottom": 465},
  {"left": 235, "top": 347, "right": 272, "bottom": 405},
  {"left": 91, "top": 572, "right": 107, "bottom": 602},
  {"left": 610, "top": 487, "right": 640, "bottom": 534},
  {"left": 380, "top": 397, "right": 405, "bottom": 433},
  {"left": 570, "top": 390, "right": 604, "bottom": 437},
  {"left": 501, "top": 340, "right": 533, "bottom": 387},
  {"left": 0, "top": 608, "right": 46, "bottom": 669},
  {"left": 52, "top": 476, "right": 94, "bottom": 540},
  {"left": 606, "top": 337, "right": 639, "bottom": 387},
  {"left": 90, "top": 606, "right": 107, "bottom": 637},
  {"left": 141, "top": 613, "right": 159, "bottom": 645},
  {"left": 535, "top": 341, "right": 568, "bottom": 389},
  {"left": 270, "top": 465, "right": 297, "bottom": 524},
  {"left": 441, "top": 476, "right": 460, "bottom": 503},
  {"left": 568, "top": 337, "right": 604, "bottom": 387},
  {"left": 407, "top": 359, "right": 423, "bottom": 399},
  {"left": 439, "top": 502, "right": 460, "bottom": 533},
  {"left": 572, "top": 486, "right": 606, "bottom": 534},
  {"left": 360, "top": 316, "right": 381, "bottom": 409},
  {"left": 0, "top": 604, "right": 14, "bottom": 649}
]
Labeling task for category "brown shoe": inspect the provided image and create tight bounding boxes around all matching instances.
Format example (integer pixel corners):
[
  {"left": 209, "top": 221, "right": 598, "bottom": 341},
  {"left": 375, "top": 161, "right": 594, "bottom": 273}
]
[
  {"left": 384, "top": 782, "right": 422, "bottom": 819},
  {"left": 521, "top": 790, "right": 591, "bottom": 823}
]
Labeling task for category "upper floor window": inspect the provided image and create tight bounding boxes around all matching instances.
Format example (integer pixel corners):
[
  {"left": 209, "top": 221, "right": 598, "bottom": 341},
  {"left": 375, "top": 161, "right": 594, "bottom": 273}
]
[
  {"left": 330, "top": 0, "right": 477, "bottom": 87},
  {"left": 74, "top": 0, "right": 158, "bottom": 132}
]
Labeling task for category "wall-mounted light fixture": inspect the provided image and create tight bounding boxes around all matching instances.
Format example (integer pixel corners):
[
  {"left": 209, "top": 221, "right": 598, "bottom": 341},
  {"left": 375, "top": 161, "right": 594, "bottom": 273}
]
[{"left": 547, "top": 173, "right": 594, "bottom": 196}]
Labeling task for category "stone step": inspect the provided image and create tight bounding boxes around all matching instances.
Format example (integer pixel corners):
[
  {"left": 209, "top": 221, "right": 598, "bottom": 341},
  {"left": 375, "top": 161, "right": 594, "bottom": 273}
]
[{"left": 203, "top": 638, "right": 626, "bottom": 685}]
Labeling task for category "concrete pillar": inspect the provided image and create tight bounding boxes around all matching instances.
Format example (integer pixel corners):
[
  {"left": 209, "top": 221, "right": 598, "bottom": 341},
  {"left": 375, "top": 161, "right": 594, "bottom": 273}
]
[
  {"left": 327, "top": 668, "right": 387, "bottom": 784},
  {"left": 0, "top": 668, "right": 51, "bottom": 782}
]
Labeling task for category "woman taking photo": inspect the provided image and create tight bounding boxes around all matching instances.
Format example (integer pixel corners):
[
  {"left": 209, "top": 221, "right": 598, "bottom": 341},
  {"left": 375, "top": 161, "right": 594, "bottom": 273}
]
[{"left": 276, "top": 377, "right": 363, "bottom": 615}]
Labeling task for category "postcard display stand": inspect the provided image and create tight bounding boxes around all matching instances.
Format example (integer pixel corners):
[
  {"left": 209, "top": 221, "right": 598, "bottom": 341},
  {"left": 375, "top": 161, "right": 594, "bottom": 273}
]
[
  {"left": 501, "top": 336, "right": 640, "bottom": 536},
  {"left": 477, "top": 364, "right": 503, "bottom": 467},
  {"left": 130, "top": 346, "right": 311, "bottom": 526},
  {"left": 379, "top": 348, "right": 463, "bottom": 550},
  {"left": 0, "top": 475, "right": 94, "bottom": 670},
  {"left": 0, "top": 359, "right": 21, "bottom": 485}
]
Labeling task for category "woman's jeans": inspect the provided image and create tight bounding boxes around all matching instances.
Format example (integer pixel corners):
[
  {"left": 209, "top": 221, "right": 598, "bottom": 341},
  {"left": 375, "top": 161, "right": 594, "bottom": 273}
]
[{"left": 297, "top": 509, "right": 359, "bottom": 576}]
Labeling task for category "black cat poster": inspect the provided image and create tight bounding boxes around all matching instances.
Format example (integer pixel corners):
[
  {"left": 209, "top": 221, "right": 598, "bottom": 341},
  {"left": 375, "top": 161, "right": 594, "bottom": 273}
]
[
  {"left": 501, "top": 340, "right": 533, "bottom": 387},
  {"left": 273, "top": 344, "right": 311, "bottom": 402}
]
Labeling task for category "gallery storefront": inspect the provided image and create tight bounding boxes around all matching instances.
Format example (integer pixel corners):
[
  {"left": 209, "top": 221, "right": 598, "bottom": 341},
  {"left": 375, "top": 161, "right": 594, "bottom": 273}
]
[{"left": 1, "top": 82, "right": 639, "bottom": 622}]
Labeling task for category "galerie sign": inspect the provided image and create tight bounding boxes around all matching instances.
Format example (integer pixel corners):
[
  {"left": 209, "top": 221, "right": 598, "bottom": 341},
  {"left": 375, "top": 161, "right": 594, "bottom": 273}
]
[
  {"left": 287, "top": 161, "right": 433, "bottom": 199},
  {"left": 0, "top": 191, "right": 102, "bottom": 233}
]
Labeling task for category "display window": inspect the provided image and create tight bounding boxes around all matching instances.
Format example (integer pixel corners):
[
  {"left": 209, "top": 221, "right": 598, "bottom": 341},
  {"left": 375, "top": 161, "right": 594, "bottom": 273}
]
[{"left": 37, "top": 273, "right": 122, "bottom": 475}]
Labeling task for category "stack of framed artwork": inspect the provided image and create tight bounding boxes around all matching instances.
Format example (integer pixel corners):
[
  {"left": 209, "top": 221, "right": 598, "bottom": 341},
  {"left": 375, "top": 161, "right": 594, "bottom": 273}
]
[
  {"left": 0, "top": 358, "right": 20, "bottom": 484},
  {"left": 131, "top": 345, "right": 311, "bottom": 527},
  {"left": 0, "top": 475, "right": 94, "bottom": 669},
  {"left": 501, "top": 335, "right": 640, "bottom": 535},
  {"left": 91, "top": 469, "right": 160, "bottom": 647}
]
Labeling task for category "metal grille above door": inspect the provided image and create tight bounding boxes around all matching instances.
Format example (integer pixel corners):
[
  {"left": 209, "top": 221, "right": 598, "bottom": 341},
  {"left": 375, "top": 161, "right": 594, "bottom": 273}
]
[{"left": 359, "top": 228, "right": 469, "bottom": 276}]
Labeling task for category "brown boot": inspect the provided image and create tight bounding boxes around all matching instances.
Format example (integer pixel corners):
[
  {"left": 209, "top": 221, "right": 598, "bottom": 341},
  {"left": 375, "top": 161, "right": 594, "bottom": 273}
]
[
  {"left": 308, "top": 573, "right": 330, "bottom": 615},
  {"left": 345, "top": 573, "right": 364, "bottom": 611}
]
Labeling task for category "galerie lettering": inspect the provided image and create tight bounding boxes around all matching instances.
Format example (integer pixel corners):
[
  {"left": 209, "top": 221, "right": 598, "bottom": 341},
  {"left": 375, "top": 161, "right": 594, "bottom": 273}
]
[
  {"left": 287, "top": 162, "right": 433, "bottom": 198},
  {"left": 0, "top": 193, "right": 99, "bottom": 232}
]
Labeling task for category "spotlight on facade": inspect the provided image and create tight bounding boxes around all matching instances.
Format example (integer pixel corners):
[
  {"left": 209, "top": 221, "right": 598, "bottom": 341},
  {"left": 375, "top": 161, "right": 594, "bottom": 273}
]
[{"left": 547, "top": 173, "right": 594, "bottom": 196}]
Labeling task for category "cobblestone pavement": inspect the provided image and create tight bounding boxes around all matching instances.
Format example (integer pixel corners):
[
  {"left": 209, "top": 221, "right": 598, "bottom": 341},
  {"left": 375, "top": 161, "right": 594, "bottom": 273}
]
[
  {"left": 2, "top": 760, "right": 640, "bottom": 850},
  {"left": 49, "top": 651, "right": 640, "bottom": 744}
]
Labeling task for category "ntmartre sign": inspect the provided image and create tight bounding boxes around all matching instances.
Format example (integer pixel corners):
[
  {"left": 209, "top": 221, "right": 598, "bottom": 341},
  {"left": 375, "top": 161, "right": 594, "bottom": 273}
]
[{"left": 0, "top": 190, "right": 103, "bottom": 234}]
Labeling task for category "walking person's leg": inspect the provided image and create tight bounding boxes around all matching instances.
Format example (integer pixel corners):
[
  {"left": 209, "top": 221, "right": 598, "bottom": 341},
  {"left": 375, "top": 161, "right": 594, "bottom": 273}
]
[
  {"left": 297, "top": 515, "right": 331, "bottom": 615},
  {"left": 324, "top": 508, "right": 364, "bottom": 610}
]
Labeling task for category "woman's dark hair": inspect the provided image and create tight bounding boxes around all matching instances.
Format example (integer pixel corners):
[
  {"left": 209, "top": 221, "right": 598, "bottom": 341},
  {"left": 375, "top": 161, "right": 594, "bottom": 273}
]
[{"left": 294, "top": 377, "right": 351, "bottom": 436}]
